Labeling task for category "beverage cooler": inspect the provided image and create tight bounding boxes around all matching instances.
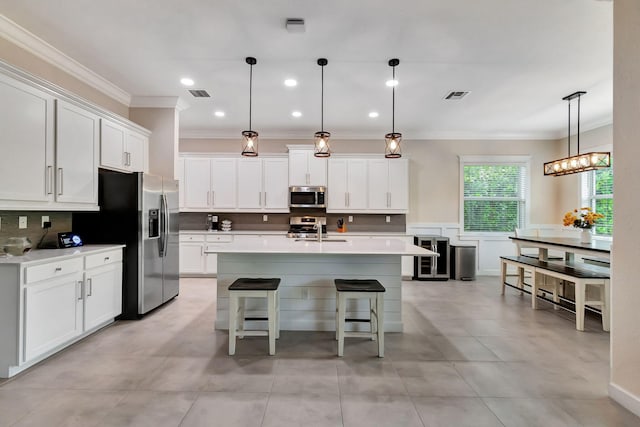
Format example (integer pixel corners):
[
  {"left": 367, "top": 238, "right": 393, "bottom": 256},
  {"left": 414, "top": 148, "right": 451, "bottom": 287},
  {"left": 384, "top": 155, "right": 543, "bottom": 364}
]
[{"left": 413, "top": 236, "right": 450, "bottom": 280}]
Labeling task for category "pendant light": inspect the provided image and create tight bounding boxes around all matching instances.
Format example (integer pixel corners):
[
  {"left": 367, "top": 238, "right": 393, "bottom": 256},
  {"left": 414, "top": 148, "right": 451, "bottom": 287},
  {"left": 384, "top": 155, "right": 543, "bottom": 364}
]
[
  {"left": 314, "top": 58, "right": 331, "bottom": 157},
  {"left": 241, "top": 57, "right": 259, "bottom": 157},
  {"left": 544, "top": 91, "right": 610, "bottom": 176},
  {"left": 385, "top": 58, "right": 402, "bottom": 158}
]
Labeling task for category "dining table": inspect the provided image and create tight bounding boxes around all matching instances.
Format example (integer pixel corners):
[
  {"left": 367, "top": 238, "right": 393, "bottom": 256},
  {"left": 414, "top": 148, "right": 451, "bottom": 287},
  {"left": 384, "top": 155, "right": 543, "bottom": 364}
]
[{"left": 509, "top": 235, "right": 612, "bottom": 262}]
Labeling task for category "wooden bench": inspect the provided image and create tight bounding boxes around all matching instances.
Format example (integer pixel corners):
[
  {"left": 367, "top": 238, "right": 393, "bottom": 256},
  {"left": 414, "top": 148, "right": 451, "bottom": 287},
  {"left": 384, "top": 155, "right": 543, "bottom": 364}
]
[{"left": 500, "top": 255, "right": 610, "bottom": 332}]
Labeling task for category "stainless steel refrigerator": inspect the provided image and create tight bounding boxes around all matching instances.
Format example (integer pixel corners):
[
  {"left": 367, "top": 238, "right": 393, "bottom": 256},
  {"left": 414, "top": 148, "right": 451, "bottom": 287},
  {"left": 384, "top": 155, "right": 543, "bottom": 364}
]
[{"left": 73, "top": 170, "right": 179, "bottom": 318}]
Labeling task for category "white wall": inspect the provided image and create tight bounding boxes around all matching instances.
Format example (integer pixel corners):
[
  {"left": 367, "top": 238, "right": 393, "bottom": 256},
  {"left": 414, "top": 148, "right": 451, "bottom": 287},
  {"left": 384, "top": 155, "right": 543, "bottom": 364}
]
[
  {"left": 130, "top": 107, "right": 180, "bottom": 180},
  {"left": 609, "top": 0, "right": 640, "bottom": 415}
]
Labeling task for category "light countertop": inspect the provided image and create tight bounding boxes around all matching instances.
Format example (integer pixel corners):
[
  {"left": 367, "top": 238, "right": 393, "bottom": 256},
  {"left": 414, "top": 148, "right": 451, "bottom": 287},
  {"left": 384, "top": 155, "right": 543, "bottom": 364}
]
[
  {"left": 204, "top": 237, "right": 435, "bottom": 256},
  {"left": 180, "top": 230, "right": 410, "bottom": 236},
  {"left": 0, "top": 245, "right": 125, "bottom": 265}
]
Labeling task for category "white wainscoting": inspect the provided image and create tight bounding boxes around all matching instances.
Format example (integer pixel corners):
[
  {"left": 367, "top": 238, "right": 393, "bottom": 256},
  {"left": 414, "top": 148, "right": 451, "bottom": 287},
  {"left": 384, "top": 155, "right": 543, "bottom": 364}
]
[{"left": 407, "top": 223, "right": 566, "bottom": 276}]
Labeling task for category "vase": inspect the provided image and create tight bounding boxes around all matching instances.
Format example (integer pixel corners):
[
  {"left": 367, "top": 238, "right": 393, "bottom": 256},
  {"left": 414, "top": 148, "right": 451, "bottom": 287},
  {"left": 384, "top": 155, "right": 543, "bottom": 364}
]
[{"left": 580, "top": 228, "right": 592, "bottom": 244}]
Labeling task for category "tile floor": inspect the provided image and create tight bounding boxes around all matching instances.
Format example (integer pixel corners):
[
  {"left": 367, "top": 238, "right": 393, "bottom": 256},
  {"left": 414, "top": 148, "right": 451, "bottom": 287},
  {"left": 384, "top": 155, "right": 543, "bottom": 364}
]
[{"left": 0, "top": 277, "right": 638, "bottom": 427}]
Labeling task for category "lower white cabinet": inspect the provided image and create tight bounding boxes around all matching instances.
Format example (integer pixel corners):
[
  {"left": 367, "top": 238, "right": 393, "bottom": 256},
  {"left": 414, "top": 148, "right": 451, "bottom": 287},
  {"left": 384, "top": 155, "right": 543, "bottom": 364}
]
[
  {"left": 0, "top": 246, "right": 123, "bottom": 378},
  {"left": 179, "top": 233, "right": 232, "bottom": 275},
  {"left": 24, "top": 272, "right": 84, "bottom": 362}
]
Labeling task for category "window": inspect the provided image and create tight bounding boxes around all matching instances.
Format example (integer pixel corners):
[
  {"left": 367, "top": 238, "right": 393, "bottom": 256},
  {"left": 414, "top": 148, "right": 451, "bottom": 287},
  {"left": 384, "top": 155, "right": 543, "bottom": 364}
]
[
  {"left": 582, "top": 159, "right": 613, "bottom": 236},
  {"left": 461, "top": 156, "right": 530, "bottom": 232}
]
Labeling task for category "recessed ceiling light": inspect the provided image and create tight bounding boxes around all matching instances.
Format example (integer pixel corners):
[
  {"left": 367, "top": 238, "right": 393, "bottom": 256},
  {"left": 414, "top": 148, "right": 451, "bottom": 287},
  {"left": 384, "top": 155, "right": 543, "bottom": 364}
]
[
  {"left": 386, "top": 79, "right": 398, "bottom": 87},
  {"left": 291, "top": 111, "right": 302, "bottom": 118},
  {"left": 284, "top": 79, "right": 298, "bottom": 87},
  {"left": 368, "top": 111, "right": 379, "bottom": 118},
  {"left": 180, "top": 77, "right": 195, "bottom": 86},
  {"left": 214, "top": 111, "right": 225, "bottom": 117}
]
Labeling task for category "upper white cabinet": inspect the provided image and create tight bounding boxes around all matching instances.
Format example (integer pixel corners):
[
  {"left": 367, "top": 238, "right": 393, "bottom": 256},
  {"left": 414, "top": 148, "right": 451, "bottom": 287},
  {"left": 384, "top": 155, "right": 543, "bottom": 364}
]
[
  {"left": 55, "top": 100, "right": 99, "bottom": 205},
  {"left": 237, "top": 157, "right": 289, "bottom": 211},
  {"left": 183, "top": 157, "right": 237, "bottom": 210},
  {"left": 100, "top": 118, "right": 148, "bottom": 173},
  {"left": 288, "top": 148, "right": 327, "bottom": 186},
  {"left": 327, "top": 158, "right": 368, "bottom": 212},
  {"left": 0, "top": 67, "right": 151, "bottom": 210},
  {"left": 0, "top": 73, "right": 54, "bottom": 204},
  {"left": 368, "top": 158, "right": 409, "bottom": 212},
  {"left": 177, "top": 157, "right": 185, "bottom": 209}
]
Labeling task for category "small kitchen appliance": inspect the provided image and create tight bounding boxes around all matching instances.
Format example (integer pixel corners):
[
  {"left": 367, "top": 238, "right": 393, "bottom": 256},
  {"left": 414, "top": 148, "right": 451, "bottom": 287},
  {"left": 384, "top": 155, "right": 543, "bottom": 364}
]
[{"left": 289, "top": 186, "right": 326, "bottom": 208}]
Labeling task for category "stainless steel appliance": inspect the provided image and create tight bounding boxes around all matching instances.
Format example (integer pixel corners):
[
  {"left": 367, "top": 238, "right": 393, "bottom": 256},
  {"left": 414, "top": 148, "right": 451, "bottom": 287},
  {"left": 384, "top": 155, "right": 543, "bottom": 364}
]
[
  {"left": 289, "top": 186, "right": 326, "bottom": 208},
  {"left": 450, "top": 245, "right": 476, "bottom": 281},
  {"left": 73, "top": 170, "right": 179, "bottom": 318},
  {"left": 413, "top": 235, "right": 450, "bottom": 280},
  {"left": 287, "top": 216, "right": 327, "bottom": 238}
]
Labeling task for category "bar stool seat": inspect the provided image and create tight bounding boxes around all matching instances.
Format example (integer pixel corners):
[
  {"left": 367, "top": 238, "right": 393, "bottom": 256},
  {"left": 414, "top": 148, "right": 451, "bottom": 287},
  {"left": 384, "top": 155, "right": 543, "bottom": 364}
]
[
  {"left": 334, "top": 279, "right": 385, "bottom": 357},
  {"left": 228, "top": 278, "right": 280, "bottom": 356}
]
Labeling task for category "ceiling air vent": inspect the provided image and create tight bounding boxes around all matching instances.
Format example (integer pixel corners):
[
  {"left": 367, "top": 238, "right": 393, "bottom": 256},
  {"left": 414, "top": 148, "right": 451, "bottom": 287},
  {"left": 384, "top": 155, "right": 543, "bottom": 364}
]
[
  {"left": 189, "top": 89, "right": 210, "bottom": 98},
  {"left": 444, "top": 91, "right": 470, "bottom": 100}
]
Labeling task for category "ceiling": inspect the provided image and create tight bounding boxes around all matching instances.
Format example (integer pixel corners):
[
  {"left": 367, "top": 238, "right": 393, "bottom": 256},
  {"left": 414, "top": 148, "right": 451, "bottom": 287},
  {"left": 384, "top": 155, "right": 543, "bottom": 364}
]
[{"left": 0, "top": 0, "right": 613, "bottom": 140}]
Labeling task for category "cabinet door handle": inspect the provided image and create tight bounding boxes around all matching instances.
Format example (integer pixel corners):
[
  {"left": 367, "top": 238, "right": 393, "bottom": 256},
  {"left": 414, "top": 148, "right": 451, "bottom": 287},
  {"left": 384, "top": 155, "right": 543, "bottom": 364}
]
[
  {"left": 127, "top": 152, "right": 132, "bottom": 166},
  {"left": 55, "top": 267, "right": 62, "bottom": 272},
  {"left": 306, "top": 172, "right": 310, "bottom": 185},
  {"left": 77, "top": 281, "right": 83, "bottom": 300},
  {"left": 348, "top": 192, "right": 350, "bottom": 207},
  {"left": 57, "top": 168, "right": 63, "bottom": 195},
  {"left": 123, "top": 152, "right": 128, "bottom": 167},
  {"left": 264, "top": 192, "right": 267, "bottom": 206},
  {"left": 46, "top": 166, "right": 53, "bottom": 194},
  {"left": 258, "top": 192, "right": 262, "bottom": 206},
  {"left": 211, "top": 191, "right": 215, "bottom": 206},
  {"left": 344, "top": 192, "right": 347, "bottom": 207},
  {"left": 87, "top": 278, "right": 93, "bottom": 297},
  {"left": 387, "top": 192, "right": 391, "bottom": 207},
  {"left": 201, "top": 246, "right": 204, "bottom": 256}
]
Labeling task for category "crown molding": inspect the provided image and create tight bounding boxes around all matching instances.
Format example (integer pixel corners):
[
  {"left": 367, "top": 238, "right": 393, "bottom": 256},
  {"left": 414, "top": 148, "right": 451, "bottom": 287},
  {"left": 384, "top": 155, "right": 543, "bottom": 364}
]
[
  {"left": 130, "top": 96, "right": 190, "bottom": 111},
  {"left": 0, "top": 14, "right": 131, "bottom": 106}
]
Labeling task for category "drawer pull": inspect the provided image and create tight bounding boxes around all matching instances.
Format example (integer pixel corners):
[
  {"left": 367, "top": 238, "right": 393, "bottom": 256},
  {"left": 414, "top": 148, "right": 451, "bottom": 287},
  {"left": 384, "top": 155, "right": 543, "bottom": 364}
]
[
  {"left": 55, "top": 267, "right": 62, "bottom": 272},
  {"left": 104, "top": 257, "right": 110, "bottom": 261}
]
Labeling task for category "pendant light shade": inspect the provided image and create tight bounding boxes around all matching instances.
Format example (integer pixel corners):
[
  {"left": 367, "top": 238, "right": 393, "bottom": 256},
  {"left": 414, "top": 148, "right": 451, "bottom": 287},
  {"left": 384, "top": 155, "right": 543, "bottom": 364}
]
[
  {"left": 544, "top": 91, "right": 610, "bottom": 176},
  {"left": 241, "top": 57, "right": 259, "bottom": 157},
  {"left": 385, "top": 58, "right": 402, "bottom": 158},
  {"left": 314, "top": 58, "right": 331, "bottom": 157}
]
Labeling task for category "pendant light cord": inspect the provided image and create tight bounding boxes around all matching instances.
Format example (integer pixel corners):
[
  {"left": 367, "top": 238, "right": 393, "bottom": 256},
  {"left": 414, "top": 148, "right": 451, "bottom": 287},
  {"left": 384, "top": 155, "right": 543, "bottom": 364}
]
[
  {"left": 392, "top": 65, "right": 396, "bottom": 133},
  {"left": 321, "top": 64, "right": 324, "bottom": 132},
  {"left": 249, "top": 63, "right": 253, "bottom": 131},
  {"left": 577, "top": 94, "right": 581, "bottom": 155},
  {"left": 567, "top": 101, "right": 571, "bottom": 157}
]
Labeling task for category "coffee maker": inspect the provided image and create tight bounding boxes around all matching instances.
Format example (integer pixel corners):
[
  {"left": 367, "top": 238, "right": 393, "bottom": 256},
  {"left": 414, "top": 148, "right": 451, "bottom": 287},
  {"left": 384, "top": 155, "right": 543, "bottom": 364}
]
[{"left": 207, "top": 214, "right": 219, "bottom": 231}]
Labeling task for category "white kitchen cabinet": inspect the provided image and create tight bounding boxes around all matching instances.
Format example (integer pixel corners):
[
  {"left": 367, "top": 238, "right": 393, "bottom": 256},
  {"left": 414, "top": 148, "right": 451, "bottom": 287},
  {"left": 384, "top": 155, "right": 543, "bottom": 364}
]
[
  {"left": 55, "top": 100, "right": 99, "bottom": 205},
  {"left": 183, "top": 157, "right": 237, "bottom": 210},
  {"left": 0, "top": 246, "right": 124, "bottom": 378},
  {"left": 367, "top": 158, "right": 408, "bottom": 212},
  {"left": 177, "top": 157, "right": 185, "bottom": 209},
  {"left": 180, "top": 242, "right": 205, "bottom": 274},
  {"left": 24, "top": 272, "right": 84, "bottom": 362},
  {"left": 100, "top": 118, "right": 148, "bottom": 173},
  {"left": 84, "top": 250, "right": 123, "bottom": 331},
  {"left": 237, "top": 157, "right": 289, "bottom": 211},
  {"left": 288, "top": 148, "right": 327, "bottom": 186},
  {"left": 0, "top": 73, "right": 54, "bottom": 204},
  {"left": 327, "top": 158, "right": 368, "bottom": 212}
]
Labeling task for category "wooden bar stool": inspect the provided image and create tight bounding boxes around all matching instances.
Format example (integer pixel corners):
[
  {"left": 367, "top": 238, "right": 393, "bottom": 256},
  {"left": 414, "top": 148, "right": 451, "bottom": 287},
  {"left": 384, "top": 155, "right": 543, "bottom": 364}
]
[
  {"left": 334, "top": 279, "right": 385, "bottom": 357},
  {"left": 228, "top": 278, "right": 280, "bottom": 356}
]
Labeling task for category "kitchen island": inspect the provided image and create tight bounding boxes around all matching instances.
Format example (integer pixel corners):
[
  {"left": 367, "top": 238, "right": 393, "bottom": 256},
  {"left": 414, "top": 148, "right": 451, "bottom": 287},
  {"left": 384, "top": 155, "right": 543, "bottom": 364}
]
[{"left": 205, "top": 237, "right": 436, "bottom": 332}]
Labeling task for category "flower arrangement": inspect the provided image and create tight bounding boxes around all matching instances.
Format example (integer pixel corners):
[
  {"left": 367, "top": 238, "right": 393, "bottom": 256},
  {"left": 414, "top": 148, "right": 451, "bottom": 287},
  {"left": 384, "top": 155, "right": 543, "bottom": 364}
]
[{"left": 562, "top": 207, "right": 604, "bottom": 229}]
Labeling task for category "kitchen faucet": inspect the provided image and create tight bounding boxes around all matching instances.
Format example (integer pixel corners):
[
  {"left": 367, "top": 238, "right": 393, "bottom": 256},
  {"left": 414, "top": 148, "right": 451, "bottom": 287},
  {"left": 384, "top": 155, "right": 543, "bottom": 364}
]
[{"left": 313, "top": 223, "right": 323, "bottom": 243}]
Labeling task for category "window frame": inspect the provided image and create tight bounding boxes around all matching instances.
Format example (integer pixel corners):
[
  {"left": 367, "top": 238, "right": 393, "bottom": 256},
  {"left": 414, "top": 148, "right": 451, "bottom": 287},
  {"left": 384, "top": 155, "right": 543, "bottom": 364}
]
[
  {"left": 459, "top": 155, "right": 531, "bottom": 236},
  {"left": 581, "top": 159, "right": 613, "bottom": 237}
]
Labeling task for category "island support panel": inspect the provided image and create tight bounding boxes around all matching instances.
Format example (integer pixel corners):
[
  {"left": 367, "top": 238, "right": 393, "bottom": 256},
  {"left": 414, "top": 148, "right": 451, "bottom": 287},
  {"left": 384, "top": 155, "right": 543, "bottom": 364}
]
[{"left": 215, "top": 253, "right": 403, "bottom": 332}]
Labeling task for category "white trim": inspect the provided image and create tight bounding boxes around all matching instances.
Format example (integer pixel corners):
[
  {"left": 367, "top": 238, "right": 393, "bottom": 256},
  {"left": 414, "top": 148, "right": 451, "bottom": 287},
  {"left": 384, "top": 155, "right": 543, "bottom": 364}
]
[
  {"left": 130, "top": 96, "right": 190, "bottom": 110},
  {"left": 459, "top": 155, "right": 532, "bottom": 164},
  {"left": 609, "top": 382, "right": 640, "bottom": 418},
  {"left": 0, "top": 14, "right": 131, "bottom": 106},
  {"left": 180, "top": 152, "right": 287, "bottom": 159}
]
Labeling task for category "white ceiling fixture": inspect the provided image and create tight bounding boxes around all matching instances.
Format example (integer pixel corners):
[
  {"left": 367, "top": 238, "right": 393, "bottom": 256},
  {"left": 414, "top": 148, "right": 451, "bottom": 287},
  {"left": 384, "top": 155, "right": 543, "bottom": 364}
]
[
  {"left": 285, "top": 18, "right": 305, "bottom": 33},
  {"left": 368, "top": 112, "right": 379, "bottom": 118},
  {"left": 291, "top": 111, "right": 302, "bottom": 118},
  {"left": 214, "top": 111, "right": 225, "bottom": 117},
  {"left": 385, "top": 79, "right": 398, "bottom": 87},
  {"left": 284, "top": 79, "right": 298, "bottom": 87},
  {"left": 180, "top": 77, "right": 194, "bottom": 87}
]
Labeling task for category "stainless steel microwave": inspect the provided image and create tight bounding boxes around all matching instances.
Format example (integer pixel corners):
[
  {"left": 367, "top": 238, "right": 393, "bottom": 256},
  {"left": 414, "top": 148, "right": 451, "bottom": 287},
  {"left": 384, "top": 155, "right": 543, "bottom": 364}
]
[{"left": 289, "top": 186, "right": 326, "bottom": 208}]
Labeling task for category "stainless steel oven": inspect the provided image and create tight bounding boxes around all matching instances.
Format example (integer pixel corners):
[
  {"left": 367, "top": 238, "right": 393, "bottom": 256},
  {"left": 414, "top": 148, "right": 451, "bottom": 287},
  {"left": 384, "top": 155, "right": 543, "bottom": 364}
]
[{"left": 289, "top": 186, "right": 326, "bottom": 208}]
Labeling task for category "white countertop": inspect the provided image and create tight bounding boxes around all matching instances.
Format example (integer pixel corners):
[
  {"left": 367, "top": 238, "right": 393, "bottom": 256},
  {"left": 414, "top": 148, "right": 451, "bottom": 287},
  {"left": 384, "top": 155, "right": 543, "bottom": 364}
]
[
  {"left": 180, "top": 230, "right": 409, "bottom": 236},
  {"left": 204, "top": 237, "right": 435, "bottom": 256},
  {"left": 0, "top": 245, "right": 125, "bottom": 265}
]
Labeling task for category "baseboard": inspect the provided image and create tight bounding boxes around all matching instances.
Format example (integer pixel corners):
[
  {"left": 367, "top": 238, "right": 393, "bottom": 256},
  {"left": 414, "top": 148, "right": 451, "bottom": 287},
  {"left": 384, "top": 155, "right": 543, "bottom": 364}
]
[{"left": 609, "top": 382, "right": 640, "bottom": 417}]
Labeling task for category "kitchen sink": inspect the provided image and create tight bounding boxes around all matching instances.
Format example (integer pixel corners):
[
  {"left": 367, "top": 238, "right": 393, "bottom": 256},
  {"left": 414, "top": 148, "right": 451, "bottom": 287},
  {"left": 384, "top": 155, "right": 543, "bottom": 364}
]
[{"left": 294, "top": 239, "right": 348, "bottom": 243}]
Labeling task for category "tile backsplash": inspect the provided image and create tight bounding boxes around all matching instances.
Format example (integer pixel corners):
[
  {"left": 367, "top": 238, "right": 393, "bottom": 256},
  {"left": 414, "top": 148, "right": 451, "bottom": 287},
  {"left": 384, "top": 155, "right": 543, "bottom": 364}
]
[
  {"left": 179, "top": 211, "right": 406, "bottom": 233},
  {"left": 0, "top": 211, "right": 72, "bottom": 250}
]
